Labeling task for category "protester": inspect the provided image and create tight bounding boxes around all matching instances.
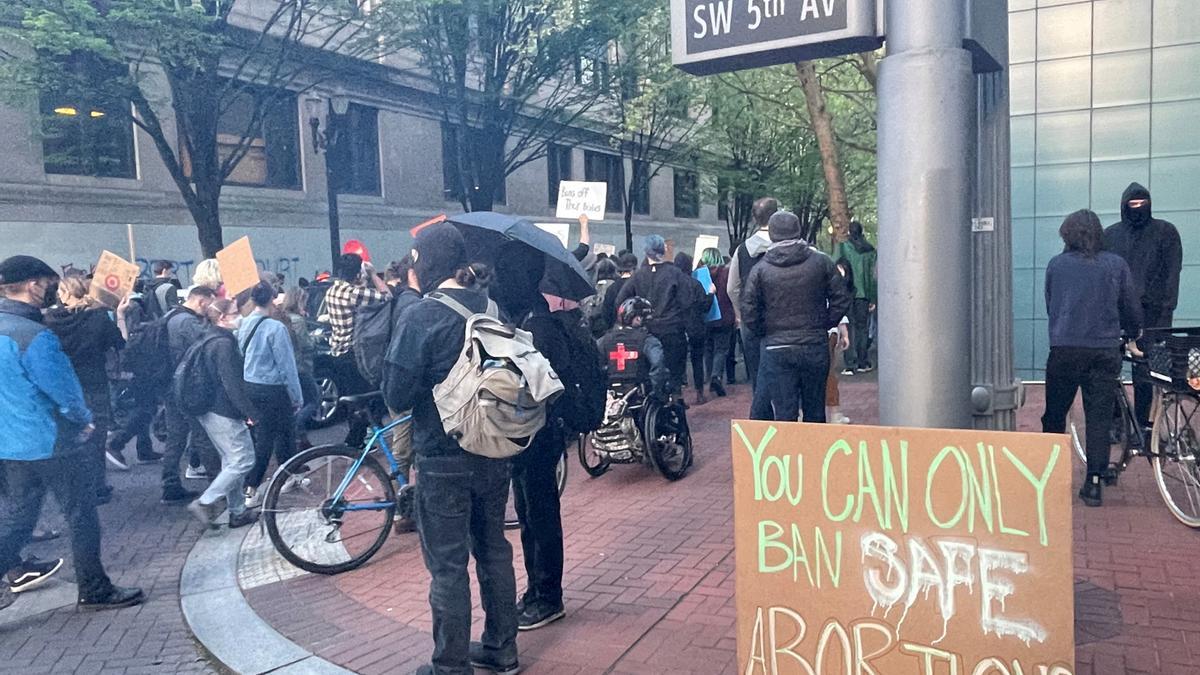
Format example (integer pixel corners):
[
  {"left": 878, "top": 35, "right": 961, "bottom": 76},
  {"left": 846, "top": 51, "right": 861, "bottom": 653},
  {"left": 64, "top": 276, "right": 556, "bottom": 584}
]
[
  {"left": 601, "top": 252, "right": 639, "bottom": 332},
  {"left": 1104, "top": 183, "right": 1183, "bottom": 430},
  {"left": 1043, "top": 210, "right": 1142, "bottom": 507},
  {"left": 162, "top": 285, "right": 219, "bottom": 502},
  {"left": 616, "top": 235, "right": 696, "bottom": 397},
  {"left": 581, "top": 258, "right": 618, "bottom": 338},
  {"left": 381, "top": 256, "right": 423, "bottom": 533},
  {"left": 826, "top": 317, "right": 851, "bottom": 424},
  {"left": 185, "top": 299, "right": 260, "bottom": 529},
  {"left": 0, "top": 255, "right": 143, "bottom": 612},
  {"left": 598, "top": 297, "right": 669, "bottom": 397},
  {"left": 727, "top": 197, "right": 779, "bottom": 412},
  {"left": 280, "top": 287, "right": 318, "bottom": 453},
  {"left": 835, "top": 222, "right": 878, "bottom": 374},
  {"left": 672, "top": 252, "right": 710, "bottom": 405},
  {"left": 43, "top": 272, "right": 127, "bottom": 504},
  {"left": 381, "top": 224, "right": 518, "bottom": 675},
  {"left": 492, "top": 241, "right": 577, "bottom": 633},
  {"left": 192, "top": 259, "right": 223, "bottom": 295},
  {"left": 742, "top": 212, "right": 853, "bottom": 422},
  {"left": 325, "top": 253, "right": 391, "bottom": 446},
  {"left": 699, "top": 247, "right": 735, "bottom": 398},
  {"left": 106, "top": 280, "right": 163, "bottom": 469},
  {"left": 143, "top": 260, "right": 181, "bottom": 319},
  {"left": 236, "top": 281, "right": 303, "bottom": 508}
]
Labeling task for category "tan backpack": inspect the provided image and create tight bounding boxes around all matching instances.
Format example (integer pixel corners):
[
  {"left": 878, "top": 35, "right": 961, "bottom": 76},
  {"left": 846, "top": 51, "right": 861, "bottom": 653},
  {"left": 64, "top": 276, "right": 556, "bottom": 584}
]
[{"left": 430, "top": 293, "right": 564, "bottom": 458}]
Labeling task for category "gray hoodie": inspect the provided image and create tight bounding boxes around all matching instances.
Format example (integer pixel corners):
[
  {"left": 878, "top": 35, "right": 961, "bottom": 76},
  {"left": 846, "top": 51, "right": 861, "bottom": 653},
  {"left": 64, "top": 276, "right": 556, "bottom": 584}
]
[{"left": 727, "top": 229, "right": 773, "bottom": 322}]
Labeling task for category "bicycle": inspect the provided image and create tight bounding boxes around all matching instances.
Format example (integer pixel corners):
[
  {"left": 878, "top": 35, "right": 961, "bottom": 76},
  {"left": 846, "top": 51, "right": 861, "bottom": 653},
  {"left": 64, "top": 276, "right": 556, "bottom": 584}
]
[{"left": 1068, "top": 330, "right": 1200, "bottom": 527}]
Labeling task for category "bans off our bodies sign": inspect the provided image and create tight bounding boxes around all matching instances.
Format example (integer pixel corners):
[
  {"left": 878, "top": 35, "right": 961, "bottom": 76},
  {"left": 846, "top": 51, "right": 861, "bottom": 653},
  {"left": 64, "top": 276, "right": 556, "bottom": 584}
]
[{"left": 731, "top": 422, "right": 1075, "bottom": 675}]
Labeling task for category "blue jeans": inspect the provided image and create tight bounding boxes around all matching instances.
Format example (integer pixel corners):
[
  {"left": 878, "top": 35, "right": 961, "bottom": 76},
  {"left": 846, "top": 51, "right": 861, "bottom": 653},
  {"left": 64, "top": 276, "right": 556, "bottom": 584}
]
[
  {"left": 742, "top": 327, "right": 773, "bottom": 420},
  {"left": 753, "top": 343, "right": 831, "bottom": 423},
  {"left": 415, "top": 453, "right": 518, "bottom": 674}
]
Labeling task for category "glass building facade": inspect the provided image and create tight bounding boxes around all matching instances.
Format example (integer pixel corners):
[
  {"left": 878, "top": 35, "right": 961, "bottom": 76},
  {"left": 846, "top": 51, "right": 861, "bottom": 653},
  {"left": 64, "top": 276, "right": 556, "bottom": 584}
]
[{"left": 1009, "top": 0, "right": 1200, "bottom": 379}]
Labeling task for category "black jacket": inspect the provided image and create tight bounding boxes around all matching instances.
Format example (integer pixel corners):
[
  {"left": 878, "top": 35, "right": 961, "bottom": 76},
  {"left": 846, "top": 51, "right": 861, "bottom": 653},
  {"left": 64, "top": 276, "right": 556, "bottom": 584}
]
[
  {"left": 615, "top": 261, "right": 697, "bottom": 336},
  {"left": 1104, "top": 182, "right": 1183, "bottom": 315},
  {"left": 44, "top": 306, "right": 124, "bottom": 398},
  {"left": 742, "top": 241, "right": 853, "bottom": 346},
  {"left": 144, "top": 278, "right": 180, "bottom": 318},
  {"left": 601, "top": 276, "right": 631, "bottom": 332},
  {"left": 196, "top": 327, "right": 259, "bottom": 421}
]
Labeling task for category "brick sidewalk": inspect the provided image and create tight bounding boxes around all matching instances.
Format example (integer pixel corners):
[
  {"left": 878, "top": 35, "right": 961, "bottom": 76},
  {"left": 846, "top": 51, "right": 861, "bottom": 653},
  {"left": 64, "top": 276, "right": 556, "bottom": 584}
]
[{"left": 240, "top": 381, "right": 1200, "bottom": 675}]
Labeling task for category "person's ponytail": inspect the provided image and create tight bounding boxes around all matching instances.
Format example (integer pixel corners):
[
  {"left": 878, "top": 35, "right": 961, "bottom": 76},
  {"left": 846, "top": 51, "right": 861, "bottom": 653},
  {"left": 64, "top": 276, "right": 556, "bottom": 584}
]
[{"left": 454, "top": 263, "right": 492, "bottom": 290}]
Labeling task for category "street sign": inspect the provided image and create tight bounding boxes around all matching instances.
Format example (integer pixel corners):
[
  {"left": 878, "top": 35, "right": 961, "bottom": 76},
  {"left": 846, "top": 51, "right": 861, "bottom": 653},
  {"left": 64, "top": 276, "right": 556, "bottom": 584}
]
[
  {"left": 671, "top": 0, "right": 883, "bottom": 75},
  {"left": 731, "top": 421, "right": 1076, "bottom": 674}
]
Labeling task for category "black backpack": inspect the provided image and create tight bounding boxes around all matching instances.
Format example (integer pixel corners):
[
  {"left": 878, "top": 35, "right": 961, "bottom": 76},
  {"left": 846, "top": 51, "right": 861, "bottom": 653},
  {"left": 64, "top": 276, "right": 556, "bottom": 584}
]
[
  {"left": 550, "top": 311, "right": 607, "bottom": 435},
  {"left": 124, "top": 308, "right": 178, "bottom": 387},
  {"left": 580, "top": 279, "right": 614, "bottom": 339},
  {"left": 353, "top": 295, "right": 399, "bottom": 388},
  {"left": 173, "top": 333, "right": 224, "bottom": 416}
]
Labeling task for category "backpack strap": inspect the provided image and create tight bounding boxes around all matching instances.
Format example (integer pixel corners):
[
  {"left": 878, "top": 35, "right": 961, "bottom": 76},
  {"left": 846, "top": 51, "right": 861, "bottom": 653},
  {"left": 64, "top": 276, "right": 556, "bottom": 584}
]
[
  {"left": 239, "top": 315, "right": 268, "bottom": 354},
  {"left": 431, "top": 292, "right": 498, "bottom": 321}
]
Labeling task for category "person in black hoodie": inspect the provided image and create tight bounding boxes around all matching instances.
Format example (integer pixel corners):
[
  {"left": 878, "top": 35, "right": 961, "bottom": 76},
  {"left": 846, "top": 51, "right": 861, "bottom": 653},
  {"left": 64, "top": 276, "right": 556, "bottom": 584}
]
[
  {"left": 674, "top": 252, "right": 711, "bottom": 405},
  {"left": 1104, "top": 182, "right": 1184, "bottom": 428},
  {"left": 742, "top": 212, "right": 853, "bottom": 422},
  {"left": 382, "top": 224, "right": 518, "bottom": 675},
  {"left": 616, "top": 235, "right": 695, "bottom": 395},
  {"left": 143, "top": 260, "right": 180, "bottom": 319}
]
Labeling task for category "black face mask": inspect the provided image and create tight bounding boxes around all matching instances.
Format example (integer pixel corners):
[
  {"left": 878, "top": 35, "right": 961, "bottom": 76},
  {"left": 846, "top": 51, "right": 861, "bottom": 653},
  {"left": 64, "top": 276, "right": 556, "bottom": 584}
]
[
  {"left": 40, "top": 281, "right": 59, "bottom": 309},
  {"left": 1127, "top": 203, "right": 1151, "bottom": 226}
]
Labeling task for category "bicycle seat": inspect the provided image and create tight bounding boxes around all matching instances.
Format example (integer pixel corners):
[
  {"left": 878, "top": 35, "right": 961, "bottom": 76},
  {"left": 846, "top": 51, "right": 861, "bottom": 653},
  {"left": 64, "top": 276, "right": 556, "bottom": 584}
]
[{"left": 339, "top": 391, "right": 383, "bottom": 409}]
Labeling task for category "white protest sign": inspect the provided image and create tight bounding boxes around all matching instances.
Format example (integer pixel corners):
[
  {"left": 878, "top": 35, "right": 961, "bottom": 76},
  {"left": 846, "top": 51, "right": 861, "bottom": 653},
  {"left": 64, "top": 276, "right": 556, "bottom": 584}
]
[
  {"left": 535, "top": 223, "right": 571, "bottom": 249},
  {"left": 593, "top": 243, "right": 617, "bottom": 257},
  {"left": 691, "top": 234, "right": 721, "bottom": 267},
  {"left": 556, "top": 181, "right": 607, "bottom": 221}
]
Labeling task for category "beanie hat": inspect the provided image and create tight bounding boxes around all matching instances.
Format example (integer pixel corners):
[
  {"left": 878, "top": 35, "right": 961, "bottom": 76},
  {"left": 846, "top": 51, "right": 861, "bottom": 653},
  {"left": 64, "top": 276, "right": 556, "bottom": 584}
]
[
  {"left": 0, "top": 255, "right": 58, "bottom": 285},
  {"left": 767, "top": 211, "right": 802, "bottom": 243},
  {"left": 412, "top": 223, "right": 467, "bottom": 293},
  {"left": 644, "top": 235, "right": 667, "bottom": 262}
]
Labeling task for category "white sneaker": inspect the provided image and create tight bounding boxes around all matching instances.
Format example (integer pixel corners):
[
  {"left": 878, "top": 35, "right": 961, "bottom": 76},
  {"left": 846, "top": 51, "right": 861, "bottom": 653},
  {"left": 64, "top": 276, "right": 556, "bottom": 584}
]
[
  {"left": 833, "top": 413, "right": 852, "bottom": 425},
  {"left": 280, "top": 474, "right": 307, "bottom": 494},
  {"left": 244, "top": 487, "right": 263, "bottom": 509},
  {"left": 185, "top": 465, "right": 209, "bottom": 480}
]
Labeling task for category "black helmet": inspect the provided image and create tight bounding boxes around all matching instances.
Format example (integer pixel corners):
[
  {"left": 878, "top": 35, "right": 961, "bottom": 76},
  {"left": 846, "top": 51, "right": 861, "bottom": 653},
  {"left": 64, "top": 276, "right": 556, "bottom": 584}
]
[{"left": 617, "top": 296, "right": 652, "bottom": 328}]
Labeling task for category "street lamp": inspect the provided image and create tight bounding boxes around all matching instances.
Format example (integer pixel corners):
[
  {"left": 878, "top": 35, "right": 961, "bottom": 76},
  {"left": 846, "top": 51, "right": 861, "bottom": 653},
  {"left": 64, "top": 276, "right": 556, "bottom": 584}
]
[{"left": 306, "top": 90, "right": 352, "bottom": 270}]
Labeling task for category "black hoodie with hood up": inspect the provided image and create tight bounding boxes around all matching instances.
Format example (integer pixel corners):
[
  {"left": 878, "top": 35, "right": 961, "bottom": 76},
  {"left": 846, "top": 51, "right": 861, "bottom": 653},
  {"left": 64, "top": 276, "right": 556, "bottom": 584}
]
[{"left": 1104, "top": 182, "right": 1183, "bottom": 317}]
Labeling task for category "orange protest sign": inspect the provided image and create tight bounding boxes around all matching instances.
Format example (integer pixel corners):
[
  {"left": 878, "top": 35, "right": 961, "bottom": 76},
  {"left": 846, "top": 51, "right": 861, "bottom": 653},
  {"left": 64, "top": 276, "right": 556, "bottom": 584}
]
[
  {"left": 731, "top": 421, "right": 1075, "bottom": 675},
  {"left": 88, "top": 250, "right": 139, "bottom": 308},
  {"left": 216, "top": 236, "right": 259, "bottom": 297}
]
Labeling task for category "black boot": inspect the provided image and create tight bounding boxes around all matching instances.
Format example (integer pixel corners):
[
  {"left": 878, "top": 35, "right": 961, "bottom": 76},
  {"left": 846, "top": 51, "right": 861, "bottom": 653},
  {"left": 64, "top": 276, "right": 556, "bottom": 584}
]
[
  {"left": 1079, "top": 474, "right": 1102, "bottom": 508},
  {"left": 710, "top": 378, "right": 727, "bottom": 398}
]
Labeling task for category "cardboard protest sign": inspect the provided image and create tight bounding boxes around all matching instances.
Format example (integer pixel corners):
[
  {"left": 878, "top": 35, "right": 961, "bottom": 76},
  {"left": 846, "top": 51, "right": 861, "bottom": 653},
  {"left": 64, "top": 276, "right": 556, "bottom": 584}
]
[
  {"left": 535, "top": 223, "right": 571, "bottom": 249},
  {"left": 692, "top": 234, "right": 721, "bottom": 267},
  {"left": 216, "top": 236, "right": 260, "bottom": 297},
  {"left": 731, "top": 421, "right": 1075, "bottom": 675},
  {"left": 556, "top": 181, "right": 607, "bottom": 221},
  {"left": 88, "top": 250, "right": 139, "bottom": 308}
]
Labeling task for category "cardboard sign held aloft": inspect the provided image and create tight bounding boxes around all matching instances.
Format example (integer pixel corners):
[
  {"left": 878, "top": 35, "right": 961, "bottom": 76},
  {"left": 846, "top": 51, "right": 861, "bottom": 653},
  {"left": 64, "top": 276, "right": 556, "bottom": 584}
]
[
  {"left": 556, "top": 181, "right": 607, "bottom": 221},
  {"left": 691, "top": 234, "right": 721, "bottom": 268},
  {"left": 731, "top": 421, "right": 1076, "bottom": 675},
  {"left": 535, "top": 223, "right": 571, "bottom": 249},
  {"left": 88, "top": 250, "right": 139, "bottom": 308},
  {"left": 216, "top": 236, "right": 260, "bottom": 297}
]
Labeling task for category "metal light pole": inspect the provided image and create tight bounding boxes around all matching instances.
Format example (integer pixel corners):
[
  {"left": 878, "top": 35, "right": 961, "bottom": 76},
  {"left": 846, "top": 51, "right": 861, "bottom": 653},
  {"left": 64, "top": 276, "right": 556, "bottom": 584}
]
[
  {"left": 306, "top": 92, "right": 351, "bottom": 271},
  {"left": 876, "top": 0, "right": 976, "bottom": 428}
]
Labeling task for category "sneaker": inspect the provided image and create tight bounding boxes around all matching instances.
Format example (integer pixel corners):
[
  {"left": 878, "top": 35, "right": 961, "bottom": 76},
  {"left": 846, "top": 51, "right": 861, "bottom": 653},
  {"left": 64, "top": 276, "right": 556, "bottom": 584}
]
[
  {"left": 185, "top": 465, "right": 209, "bottom": 480},
  {"left": 228, "top": 510, "right": 260, "bottom": 529},
  {"left": 710, "top": 379, "right": 727, "bottom": 398},
  {"left": 7, "top": 557, "right": 64, "bottom": 593},
  {"left": 105, "top": 449, "right": 130, "bottom": 472},
  {"left": 187, "top": 499, "right": 222, "bottom": 529},
  {"left": 856, "top": 365, "right": 875, "bottom": 373},
  {"left": 517, "top": 601, "right": 565, "bottom": 631},
  {"left": 469, "top": 641, "right": 521, "bottom": 675},
  {"left": 831, "top": 413, "right": 852, "bottom": 425},
  {"left": 244, "top": 487, "right": 263, "bottom": 509},
  {"left": 77, "top": 585, "right": 144, "bottom": 612},
  {"left": 136, "top": 451, "right": 164, "bottom": 464},
  {"left": 1079, "top": 475, "right": 1102, "bottom": 507},
  {"left": 161, "top": 486, "right": 199, "bottom": 504},
  {"left": 841, "top": 369, "right": 855, "bottom": 376},
  {"left": 280, "top": 474, "right": 306, "bottom": 494}
]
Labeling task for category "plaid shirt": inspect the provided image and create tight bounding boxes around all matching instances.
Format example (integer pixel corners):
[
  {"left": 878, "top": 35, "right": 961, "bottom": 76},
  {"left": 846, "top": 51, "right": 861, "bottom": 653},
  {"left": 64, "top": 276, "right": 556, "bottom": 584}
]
[{"left": 324, "top": 280, "right": 388, "bottom": 357}]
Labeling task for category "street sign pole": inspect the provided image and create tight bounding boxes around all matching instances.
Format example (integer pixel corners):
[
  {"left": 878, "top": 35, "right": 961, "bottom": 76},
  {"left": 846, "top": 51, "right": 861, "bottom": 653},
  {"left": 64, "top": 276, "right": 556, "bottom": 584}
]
[{"left": 876, "top": 0, "right": 975, "bottom": 428}]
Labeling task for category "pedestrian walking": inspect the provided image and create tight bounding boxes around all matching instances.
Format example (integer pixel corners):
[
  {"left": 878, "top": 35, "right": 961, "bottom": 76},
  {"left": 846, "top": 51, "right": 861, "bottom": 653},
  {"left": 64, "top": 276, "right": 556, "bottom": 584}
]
[
  {"left": 0, "top": 255, "right": 143, "bottom": 612},
  {"left": 162, "top": 285, "right": 220, "bottom": 503},
  {"left": 699, "top": 247, "right": 735, "bottom": 398},
  {"left": 1041, "top": 210, "right": 1143, "bottom": 507},
  {"left": 674, "top": 252, "right": 710, "bottom": 405},
  {"left": 727, "top": 197, "right": 779, "bottom": 417},
  {"left": 380, "top": 256, "right": 423, "bottom": 533},
  {"left": 105, "top": 279, "right": 163, "bottom": 469},
  {"left": 742, "top": 212, "right": 853, "bottom": 422},
  {"left": 616, "top": 235, "right": 696, "bottom": 397},
  {"left": 381, "top": 224, "right": 519, "bottom": 675},
  {"left": 1104, "top": 183, "right": 1183, "bottom": 431},
  {"left": 835, "top": 221, "right": 878, "bottom": 374}
]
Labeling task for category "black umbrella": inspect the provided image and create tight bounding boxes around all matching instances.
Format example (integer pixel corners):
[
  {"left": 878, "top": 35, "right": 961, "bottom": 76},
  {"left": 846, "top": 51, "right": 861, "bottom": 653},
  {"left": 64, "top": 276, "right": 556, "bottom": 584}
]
[{"left": 445, "top": 211, "right": 594, "bottom": 301}]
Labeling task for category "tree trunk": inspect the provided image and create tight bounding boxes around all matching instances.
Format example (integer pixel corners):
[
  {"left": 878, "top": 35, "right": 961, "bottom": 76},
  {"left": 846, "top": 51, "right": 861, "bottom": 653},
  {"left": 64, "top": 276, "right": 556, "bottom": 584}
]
[
  {"left": 623, "top": 194, "right": 634, "bottom": 253},
  {"left": 191, "top": 177, "right": 225, "bottom": 258},
  {"left": 795, "top": 61, "right": 852, "bottom": 244}
]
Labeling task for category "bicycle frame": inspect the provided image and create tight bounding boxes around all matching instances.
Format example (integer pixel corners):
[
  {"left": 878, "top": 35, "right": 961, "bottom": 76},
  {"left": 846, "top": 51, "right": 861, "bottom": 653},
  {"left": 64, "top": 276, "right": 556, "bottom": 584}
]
[{"left": 328, "top": 413, "right": 412, "bottom": 513}]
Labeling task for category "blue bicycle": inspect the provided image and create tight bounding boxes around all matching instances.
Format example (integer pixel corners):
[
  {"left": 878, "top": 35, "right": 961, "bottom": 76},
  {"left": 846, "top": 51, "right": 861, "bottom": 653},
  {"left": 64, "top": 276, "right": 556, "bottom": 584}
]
[{"left": 263, "top": 394, "right": 414, "bottom": 575}]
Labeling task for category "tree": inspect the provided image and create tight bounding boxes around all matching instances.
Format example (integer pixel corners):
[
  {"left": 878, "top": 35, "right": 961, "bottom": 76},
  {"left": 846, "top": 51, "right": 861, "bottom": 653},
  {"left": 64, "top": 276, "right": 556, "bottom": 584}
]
[
  {"left": 392, "top": 0, "right": 609, "bottom": 212},
  {"left": 0, "top": 0, "right": 387, "bottom": 257}
]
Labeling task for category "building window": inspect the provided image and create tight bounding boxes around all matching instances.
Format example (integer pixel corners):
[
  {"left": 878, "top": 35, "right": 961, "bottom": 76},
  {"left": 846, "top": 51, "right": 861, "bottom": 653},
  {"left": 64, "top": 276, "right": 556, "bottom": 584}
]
[
  {"left": 547, "top": 144, "right": 572, "bottom": 206},
  {"left": 183, "top": 86, "right": 301, "bottom": 189},
  {"left": 442, "top": 124, "right": 506, "bottom": 205},
  {"left": 673, "top": 169, "right": 700, "bottom": 219},
  {"left": 584, "top": 150, "right": 624, "bottom": 214},
  {"left": 329, "top": 103, "right": 380, "bottom": 196},
  {"left": 631, "top": 160, "right": 650, "bottom": 215},
  {"left": 39, "top": 57, "right": 136, "bottom": 179}
]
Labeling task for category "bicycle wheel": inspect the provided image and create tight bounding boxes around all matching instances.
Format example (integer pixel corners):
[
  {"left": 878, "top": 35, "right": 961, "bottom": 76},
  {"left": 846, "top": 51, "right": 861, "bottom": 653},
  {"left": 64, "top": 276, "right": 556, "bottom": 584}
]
[
  {"left": 504, "top": 447, "right": 568, "bottom": 530},
  {"left": 1152, "top": 394, "right": 1200, "bottom": 528},
  {"left": 263, "top": 445, "right": 396, "bottom": 575},
  {"left": 646, "top": 403, "right": 692, "bottom": 481},
  {"left": 577, "top": 433, "right": 610, "bottom": 477}
]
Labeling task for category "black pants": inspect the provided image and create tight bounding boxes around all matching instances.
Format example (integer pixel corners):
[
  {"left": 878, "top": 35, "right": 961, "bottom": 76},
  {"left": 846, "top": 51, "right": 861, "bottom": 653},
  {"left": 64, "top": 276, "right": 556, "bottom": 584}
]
[
  {"left": 704, "top": 325, "right": 735, "bottom": 386},
  {"left": 246, "top": 383, "right": 296, "bottom": 489},
  {"left": 415, "top": 453, "right": 517, "bottom": 674},
  {"left": 1133, "top": 308, "right": 1173, "bottom": 427},
  {"left": 685, "top": 327, "right": 706, "bottom": 391},
  {"left": 740, "top": 326, "right": 762, "bottom": 390},
  {"left": 845, "top": 298, "right": 872, "bottom": 370},
  {"left": 108, "top": 380, "right": 156, "bottom": 459},
  {"left": 511, "top": 427, "right": 564, "bottom": 609},
  {"left": 657, "top": 331, "right": 689, "bottom": 394},
  {"left": 331, "top": 352, "right": 373, "bottom": 447},
  {"left": 726, "top": 330, "right": 739, "bottom": 383},
  {"left": 0, "top": 455, "right": 113, "bottom": 600},
  {"left": 1042, "top": 347, "right": 1122, "bottom": 478},
  {"left": 754, "top": 343, "right": 831, "bottom": 422},
  {"left": 163, "top": 395, "right": 219, "bottom": 491}
]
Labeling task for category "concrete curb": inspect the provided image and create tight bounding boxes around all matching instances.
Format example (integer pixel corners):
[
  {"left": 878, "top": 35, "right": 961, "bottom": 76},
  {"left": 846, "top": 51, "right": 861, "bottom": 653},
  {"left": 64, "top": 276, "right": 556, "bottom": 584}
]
[{"left": 180, "top": 525, "right": 354, "bottom": 675}]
